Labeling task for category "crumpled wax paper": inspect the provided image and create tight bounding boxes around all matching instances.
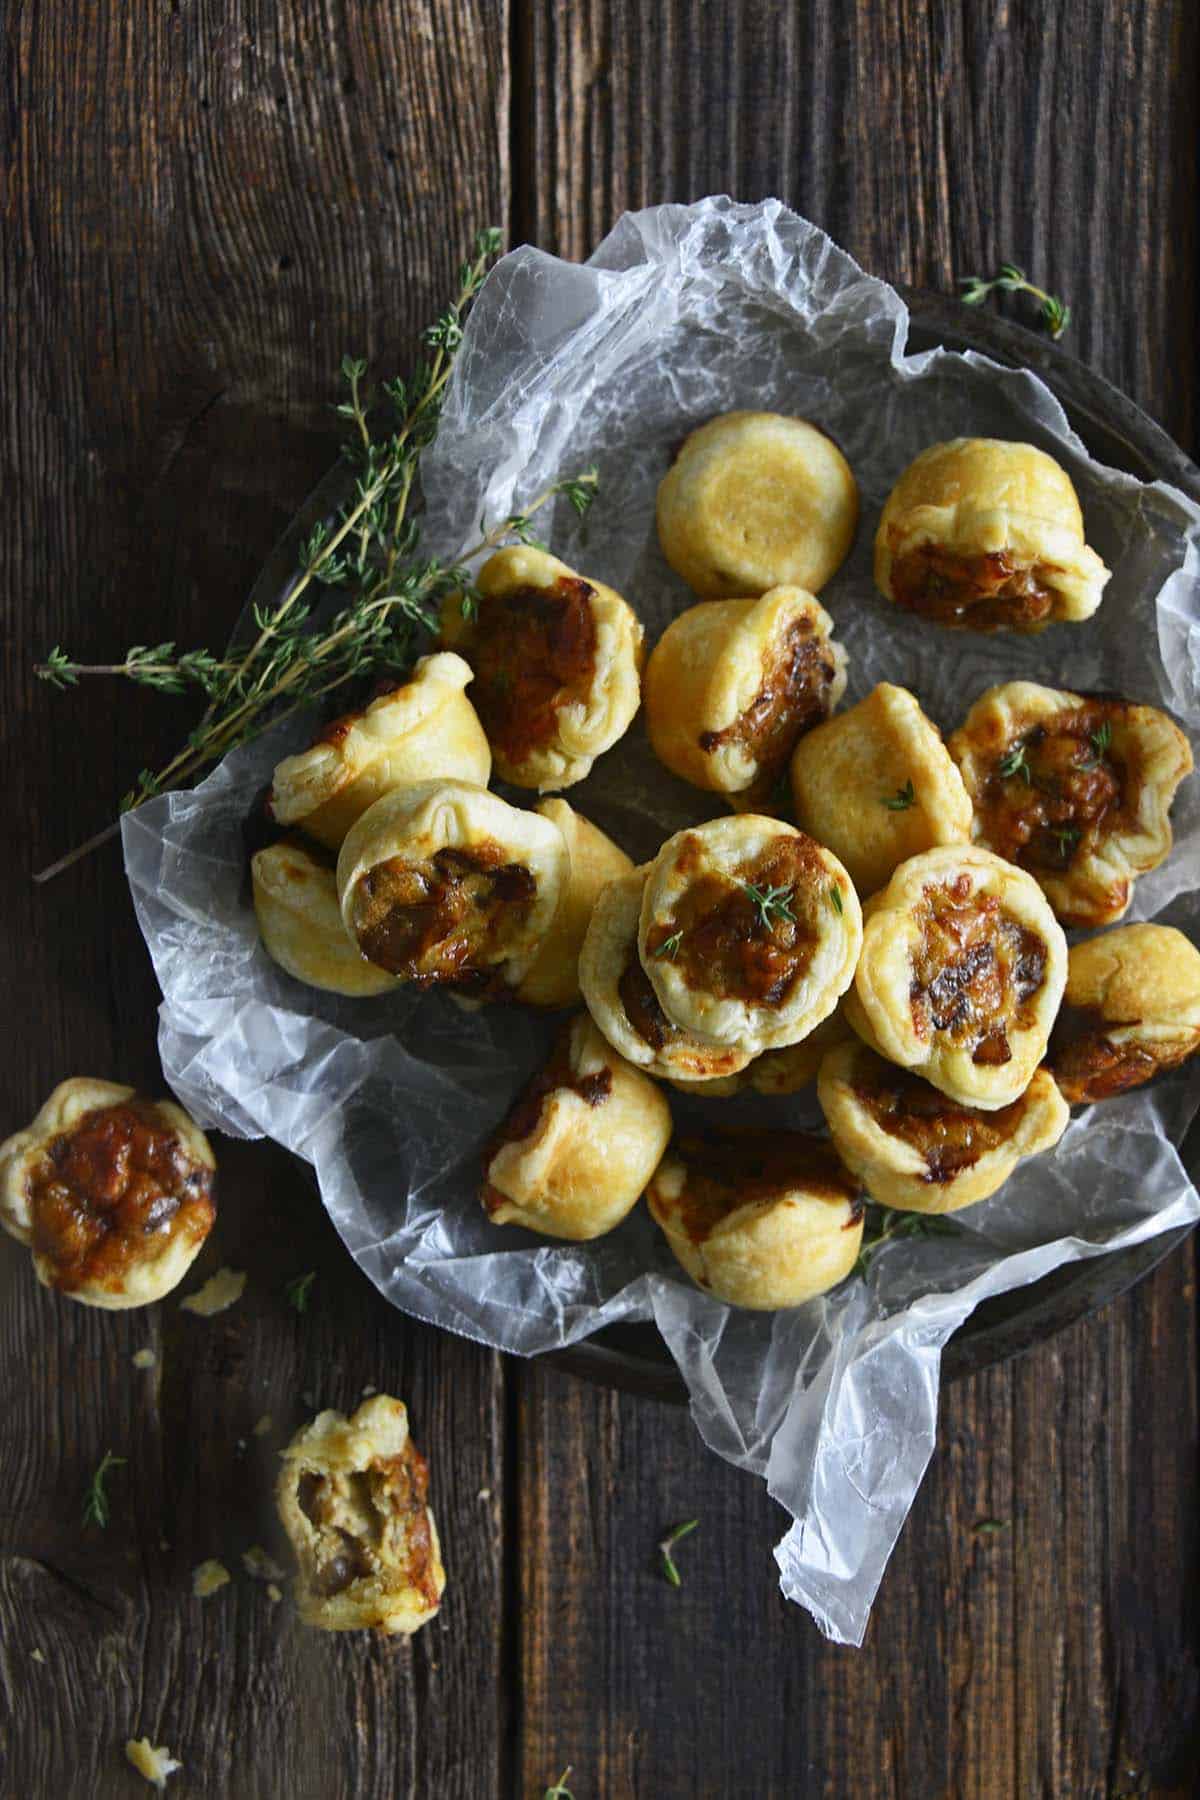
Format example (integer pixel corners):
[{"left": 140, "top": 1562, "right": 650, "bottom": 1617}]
[{"left": 123, "top": 198, "right": 1200, "bottom": 1645}]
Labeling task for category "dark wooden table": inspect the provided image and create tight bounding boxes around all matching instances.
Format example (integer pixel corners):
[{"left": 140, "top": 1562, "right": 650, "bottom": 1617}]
[{"left": 3, "top": 4, "right": 1198, "bottom": 1795}]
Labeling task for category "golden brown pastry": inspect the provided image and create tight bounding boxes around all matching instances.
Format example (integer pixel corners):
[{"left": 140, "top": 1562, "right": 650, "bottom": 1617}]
[
  {"left": 0, "top": 1079, "right": 216, "bottom": 1308},
  {"left": 267, "top": 653, "right": 490, "bottom": 849},
  {"left": 511, "top": 800, "right": 634, "bottom": 1008},
  {"left": 276, "top": 1395, "right": 445, "bottom": 1634},
  {"left": 656, "top": 412, "right": 859, "bottom": 598},
  {"left": 844, "top": 846, "right": 1068, "bottom": 1109},
  {"left": 252, "top": 840, "right": 399, "bottom": 997},
  {"left": 874, "top": 438, "right": 1110, "bottom": 630},
  {"left": 579, "top": 867, "right": 754, "bottom": 1082},
  {"left": 638, "top": 817, "right": 862, "bottom": 1051},
  {"left": 337, "top": 780, "right": 568, "bottom": 994},
  {"left": 789, "top": 683, "right": 973, "bottom": 895},
  {"left": 481, "top": 1014, "right": 671, "bottom": 1239},
  {"left": 1048, "top": 924, "right": 1200, "bottom": 1104},
  {"left": 644, "top": 587, "right": 847, "bottom": 805},
  {"left": 439, "top": 545, "right": 643, "bottom": 791},
  {"left": 647, "top": 1129, "right": 863, "bottom": 1310},
  {"left": 667, "top": 1008, "right": 853, "bottom": 1099},
  {"left": 948, "top": 682, "right": 1193, "bottom": 927},
  {"left": 818, "top": 1040, "right": 1069, "bottom": 1213}
]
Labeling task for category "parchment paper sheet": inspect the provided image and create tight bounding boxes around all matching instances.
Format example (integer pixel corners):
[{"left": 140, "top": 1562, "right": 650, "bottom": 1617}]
[{"left": 124, "top": 199, "right": 1200, "bottom": 1645}]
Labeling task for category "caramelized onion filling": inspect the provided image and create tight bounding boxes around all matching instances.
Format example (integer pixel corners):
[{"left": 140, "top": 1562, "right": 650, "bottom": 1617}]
[
  {"left": 468, "top": 577, "right": 598, "bottom": 764},
  {"left": 296, "top": 1439, "right": 439, "bottom": 1607},
  {"left": 890, "top": 546, "right": 1055, "bottom": 628},
  {"left": 909, "top": 877, "right": 1047, "bottom": 1066},
  {"left": 670, "top": 1130, "right": 860, "bottom": 1245},
  {"left": 852, "top": 1058, "right": 1025, "bottom": 1183},
  {"left": 351, "top": 842, "right": 537, "bottom": 985},
  {"left": 482, "top": 1030, "right": 613, "bottom": 1213},
  {"left": 698, "top": 618, "right": 836, "bottom": 779},
  {"left": 618, "top": 954, "right": 683, "bottom": 1050},
  {"left": 1048, "top": 1004, "right": 1173, "bottom": 1104},
  {"left": 977, "top": 702, "right": 1126, "bottom": 873}
]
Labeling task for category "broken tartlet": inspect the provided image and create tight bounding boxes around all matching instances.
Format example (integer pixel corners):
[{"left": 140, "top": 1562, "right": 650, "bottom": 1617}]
[
  {"left": 818, "top": 1040, "right": 1068, "bottom": 1213},
  {"left": 510, "top": 799, "right": 634, "bottom": 1009},
  {"left": 267, "top": 652, "right": 491, "bottom": 850},
  {"left": 656, "top": 411, "right": 859, "bottom": 598},
  {"left": 874, "top": 438, "right": 1110, "bottom": 631},
  {"left": 644, "top": 587, "right": 847, "bottom": 805},
  {"left": 439, "top": 545, "right": 644, "bottom": 792},
  {"left": 336, "top": 780, "right": 568, "bottom": 995},
  {"left": 0, "top": 1079, "right": 216, "bottom": 1308},
  {"left": 276, "top": 1396, "right": 445, "bottom": 1634},
  {"left": 948, "top": 681, "right": 1193, "bottom": 927},
  {"left": 252, "top": 840, "right": 399, "bottom": 996},
  {"left": 647, "top": 1129, "right": 863, "bottom": 1310},
  {"left": 637, "top": 816, "right": 862, "bottom": 1053},
  {"left": 789, "top": 682, "right": 973, "bottom": 896},
  {"left": 844, "top": 846, "right": 1068, "bottom": 1109},
  {"left": 482, "top": 1014, "right": 671, "bottom": 1240},
  {"left": 1048, "top": 923, "right": 1200, "bottom": 1104}
]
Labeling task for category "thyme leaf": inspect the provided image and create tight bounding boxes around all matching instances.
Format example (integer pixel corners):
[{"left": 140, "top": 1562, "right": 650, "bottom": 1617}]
[
  {"left": 659, "top": 1518, "right": 699, "bottom": 1588},
  {"left": 739, "top": 882, "right": 796, "bottom": 931},
  {"left": 855, "top": 1206, "right": 958, "bottom": 1278},
  {"left": 82, "top": 1450, "right": 126, "bottom": 1529},
  {"left": 882, "top": 778, "right": 916, "bottom": 811},
  {"left": 284, "top": 1271, "right": 317, "bottom": 1315},
  {"left": 654, "top": 932, "right": 683, "bottom": 960},
  {"left": 997, "top": 743, "right": 1031, "bottom": 783},
  {"left": 543, "top": 1770, "right": 574, "bottom": 1800}
]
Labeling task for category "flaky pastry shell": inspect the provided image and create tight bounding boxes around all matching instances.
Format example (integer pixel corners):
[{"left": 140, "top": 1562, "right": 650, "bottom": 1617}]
[
  {"left": 511, "top": 800, "right": 634, "bottom": 1008},
  {"left": 252, "top": 840, "right": 399, "bottom": 997},
  {"left": 1049, "top": 923, "right": 1200, "bottom": 1104}
]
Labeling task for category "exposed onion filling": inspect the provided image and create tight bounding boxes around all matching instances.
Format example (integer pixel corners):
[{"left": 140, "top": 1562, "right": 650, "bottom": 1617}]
[
  {"left": 909, "top": 877, "right": 1047, "bottom": 1066},
  {"left": 669, "top": 1130, "right": 860, "bottom": 1245},
  {"left": 618, "top": 952, "right": 683, "bottom": 1050},
  {"left": 468, "top": 577, "right": 598, "bottom": 765},
  {"left": 890, "top": 545, "right": 1055, "bottom": 628},
  {"left": 350, "top": 842, "right": 536, "bottom": 985},
  {"left": 698, "top": 618, "right": 836, "bottom": 780},
  {"left": 977, "top": 702, "right": 1126, "bottom": 873},
  {"left": 1049, "top": 1004, "right": 1173, "bottom": 1104},
  {"left": 296, "top": 1439, "right": 439, "bottom": 1607},
  {"left": 851, "top": 1056, "right": 1026, "bottom": 1183},
  {"left": 482, "top": 1031, "right": 613, "bottom": 1213}
]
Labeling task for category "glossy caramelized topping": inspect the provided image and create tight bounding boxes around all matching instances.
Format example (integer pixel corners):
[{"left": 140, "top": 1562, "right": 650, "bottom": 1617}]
[
  {"left": 976, "top": 702, "right": 1126, "bottom": 873},
  {"left": 698, "top": 618, "right": 836, "bottom": 777},
  {"left": 618, "top": 953, "right": 683, "bottom": 1049},
  {"left": 851, "top": 1054, "right": 1026, "bottom": 1183},
  {"left": 1048, "top": 1004, "right": 1178, "bottom": 1105},
  {"left": 670, "top": 1130, "right": 860, "bottom": 1244},
  {"left": 27, "top": 1100, "right": 214, "bottom": 1293},
  {"left": 296, "top": 1437, "right": 440, "bottom": 1608},
  {"left": 482, "top": 1029, "right": 613, "bottom": 1213},
  {"left": 644, "top": 836, "right": 831, "bottom": 1007},
  {"left": 909, "top": 876, "right": 1047, "bottom": 1066},
  {"left": 468, "top": 577, "right": 598, "bottom": 764},
  {"left": 890, "top": 546, "right": 1055, "bottom": 629},
  {"left": 351, "top": 842, "right": 536, "bottom": 985}
]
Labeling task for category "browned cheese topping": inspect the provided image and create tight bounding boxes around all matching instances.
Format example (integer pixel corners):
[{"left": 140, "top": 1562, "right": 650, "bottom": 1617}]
[
  {"left": 27, "top": 1100, "right": 214, "bottom": 1294},
  {"left": 296, "top": 1436, "right": 440, "bottom": 1609},
  {"left": 890, "top": 546, "right": 1056, "bottom": 629},
  {"left": 467, "top": 577, "right": 598, "bottom": 766},
  {"left": 351, "top": 841, "right": 537, "bottom": 986},
  {"left": 976, "top": 701, "right": 1127, "bottom": 875},
  {"left": 670, "top": 1129, "right": 860, "bottom": 1246},
  {"left": 1048, "top": 1003, "right": 1193, "bottom": 1105},
  {"left": 909, "top": 876, "right": 1047, "bottom": 1067},
  {"left": 851, "top": 1052, "right": 1026, "bottom": 1183},
  {"left": 698, "top": 617, "right": 836, "bottom": 779},
  {"left": 481, "top": 1029, "right": 613, "bottom": 1213}
]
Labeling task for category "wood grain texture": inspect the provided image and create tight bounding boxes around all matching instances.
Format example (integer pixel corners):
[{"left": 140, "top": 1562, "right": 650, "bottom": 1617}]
[
  {"left": 513, "top": 3, "right": 1200, "bottom": 1796},
  {"left": 0, "top": 2, "right": 510, "bottom": 1795}
]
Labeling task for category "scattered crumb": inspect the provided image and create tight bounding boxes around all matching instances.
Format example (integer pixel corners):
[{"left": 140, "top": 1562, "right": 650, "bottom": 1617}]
[
  {"left": 236, "top": 1439, "right": 247, "bottom": 1453},
  {"left": 477, "top": 1488, "right": 492, "bottom": 1502},
  {"left": 125, "top": 1738, "right": 182, "bottom": 1789},
  {"left": 253, "top": 1414, "right": 273, "bottom": 1438},
  {"left": 242, "top": 1545, "right": 287, "bottom": 1583},
  {"left": 30, "top": 1648, "right": 45, "bottom": 1664},
  {"left": 132, "top": 1348, "right": 157, "bottom": 1370},
  {"left": 361, "top": 1384, "right": 377, "bottom": 1398},
  {"left": 266, "top": 1582, "right": 283, "bottom": 1604},
  {"left": 302, "top": 1390, "right": 315, "bottom": 1407},
  {"left": 192, "top": 1560, "right": 231, "bottom": 1599},
  {"left": 180, "top": 1267, "right": 246, "bottom": 1317}
]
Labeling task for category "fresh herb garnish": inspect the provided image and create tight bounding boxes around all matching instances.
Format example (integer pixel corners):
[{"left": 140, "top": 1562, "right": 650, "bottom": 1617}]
[
  {"left": 740, "top": 882, "right": 796, "bottom": 931},
  {"left": 34, "top": 229, "right": 599, "bottom": 881},
  {"left": 654, "top": 932, "right": 683, "bottom": 960},
  {"left": 284, "top": 1271, "right": 317, "bottom": 1315},
  {"left": 997, "top": 743, "right": 1031, "bottom": 783},
  {"left": 882, "top": 778, "right": 916, "bottom": 812},
  {"left": 82, "top": 1450, "right": 126, "bottom": 1529},
  {"left": 659, "top": 1518, "right": 699, "bottom": 1588},
  {"left": 1050, "top": 825, "right": 1082, "bottom": 859},
  {"left": 959, "top": 263, "right": 1071, "bottom": 339},
  {"left": 855, "top": 1206, "right": 958, "bottom": 1278},
  {"left": 1082, "top": 719, "right": 1113, "bottom": 769},
  {"left": 543, "top": 1770, "right": 574, "bottom": 1800},
  {"left": 973, "top": 1518, "right": 1009, "bottom": 1536},
  {"left": 827, "top": 883, "right": 844, "bottom": 917}
]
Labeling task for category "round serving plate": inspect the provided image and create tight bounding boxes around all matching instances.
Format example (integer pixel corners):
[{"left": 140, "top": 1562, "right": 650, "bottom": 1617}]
[{"left": 243, "top": 286, "right": 1199, "bottom": 1403}]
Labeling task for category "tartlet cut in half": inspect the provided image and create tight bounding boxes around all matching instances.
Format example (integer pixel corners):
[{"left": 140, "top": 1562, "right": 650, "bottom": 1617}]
[
  {"left": 843, "top": 845, "right": 1068, "bottom": 1109},
  {"left": 874, "top": 437, "right": 1110, "bottom": 631},
  {"left": 1048, "top": 923, "right": 1200, "bottom": 1105},
  {"left": 647, "top": 1128, "right": 864, "bottom": 1311},
  {"left": 948, "top": 681, "right": 1193, "bottom": 927},
  {"left": 817, "top": 1040, "right": 1069, "bottom": 1213}
]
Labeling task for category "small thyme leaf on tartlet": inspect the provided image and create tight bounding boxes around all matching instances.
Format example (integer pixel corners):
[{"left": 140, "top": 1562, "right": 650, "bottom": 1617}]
[
  {"left": 654, "top": 932, "right": 683, "bottom": 960},
  {"left": 997, "top": 743, "right": 1031, "bottom": 783},
  {"left": 659, "top": 1518, "right": 699, "bottom": 1588},
  {"left": 284, "top": 1271, "right": 317, "bottom": 1315},
  {"left": 543, "top": 1769, "right": 575, "bottom": 1800},
  {"left": 959, "top": 263, "right": 1071, "bottom": 339},
  {"left": 882, "top": 778, "right": 916, "bottom": 811},
  {"left": 740, "top": 881, "right": 796, "bottom": 930},
  {"left": 82, "top": 1450, "right": 126, "bottom": 1529},
  {"left": 1050, "top": 824, "right": 1082, "bottom": 858},
  {"left": 827, "top": 883, "right": 844, "bottom": 917},
  {"left": 1082, "top": 719, "right": 1113, "bottom": 768}
]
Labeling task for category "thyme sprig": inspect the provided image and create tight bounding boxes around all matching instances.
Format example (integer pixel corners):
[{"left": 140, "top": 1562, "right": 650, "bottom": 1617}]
[
  {"left": 654, "top": 932, "right": 683, "bottom": 960},
  {"left": 659, "top": 1518, "right": 699, "bottom": 1588},
  {"left": 997, "top": 743, "right": 1031, "bottom": 783},
  {"left": 543, "top": 1770, "right": 574, "bottom": 1800},
  {"left": 960, "top": 263, "right": 1071, "bottom": 340},
  {"left": 82, "top": 1450, "right": 126, "bottom": 1529},
  {"left": 33, "top": 228, "right": 600, "bottom": 882},
  {"left": 855, "top": 1206, "right": 958, "bottom": 1278},
  {"left": 739, "top": 882, "right": 796, "bottom": 931},
  {"left": 1082, "top": 719, "right": 1113, "bottom": 769},
  {"left": 882, "top": 779, "right": 916, "bottom": 812}
]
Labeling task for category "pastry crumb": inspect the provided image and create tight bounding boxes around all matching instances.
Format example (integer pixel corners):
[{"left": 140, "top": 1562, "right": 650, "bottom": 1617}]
[
  {"left": 242, "top": 1545, "right": 287, "bottom": 1583},
  {"left": 253, "top": 1413, "right": 273, "bottom": 1438},
  {"left": 180, "top": 1267, "right": 246, "bottom": 1316},
  {"left": 192, "top": 1559, "right": 231, "bottom": 1599},
  {"left": 266, "top": 1582, "right": 283, "bottom": 1603},
  {"left": 30, "top": 1648, "right": 45, "bottom": 1663},
  {"left": 125, "top": 1737, "right": 182, "bottom": 1789},
  {"left": 361, "top": 1384, "right": 377, "bottom": 1397},
  {"left": 477, "top": 1487, "right": 492, "bottom": 1502},
  {"left": 132, "top": 1348, "right": 157, "bottom": 1370}
]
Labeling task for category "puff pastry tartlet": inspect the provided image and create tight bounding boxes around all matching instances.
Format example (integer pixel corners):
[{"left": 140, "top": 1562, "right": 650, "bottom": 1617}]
[
  {"left": 276, "top": 1396, "right": 445, "bottom": 1635},
  {"left": 511, "top": 800, "right": 634, "bottom": 1009},
  {"left": 267, "top": 653, "right": 490, "bottom": 849},
  {"left": 644, "top": 587, "right": 847, "bottom": 804},
  {"left": 1048, "top": 924, "right": 1200, "bottom": 1104},
  {"left": 843, "top": 846, "right": 1068, "bottom": 1109},
  {"left": 0, "top": 1079, "right": 216, "bottom": 1308},
  {"left": 647, "top": 1129, "right": 863, "bottom": 1310},
  {"left": 818, "top": 1040, "right": 1068, "bottom": 1213},
  {"left": 579, "top": 867, "right": 754, "bottom": 1082},
  {"left": 482, "top": 1014, "right": 671, "bottom": 1240},
  {"left": 948, "top": 682, "right": 1193, "bottom": 927},
  {"left": 439, "top": 545, "right": 643, "bottom": 791},
  {"left": 656, "top": 412, "right": 859, "bottom": 598},
  {"left": 252, "top": 840, "right": 399, "bottom": 996},
  {"left": 789, "top": 682, "right": 973, "bottom": 896},
  {"left": 638, "top": 817, "right": 862, "bottom": 1052},
  {"left": 337, "top": 780, "right": 568, "bottom": 994},
  {"left": 667, "top": 1008, "right": 854, "bottom": 1100},
  {"left": 874, "top": 438, "right": 1110, "bottom": 630}
]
